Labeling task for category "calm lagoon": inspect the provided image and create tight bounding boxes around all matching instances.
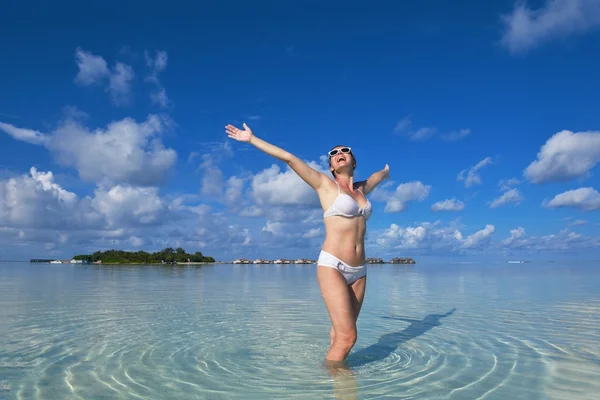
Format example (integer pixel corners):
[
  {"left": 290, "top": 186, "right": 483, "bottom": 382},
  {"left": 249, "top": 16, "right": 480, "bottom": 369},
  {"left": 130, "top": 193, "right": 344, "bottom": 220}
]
[{"left": 0, "top": 261, "right": 599, "bottom": 399}]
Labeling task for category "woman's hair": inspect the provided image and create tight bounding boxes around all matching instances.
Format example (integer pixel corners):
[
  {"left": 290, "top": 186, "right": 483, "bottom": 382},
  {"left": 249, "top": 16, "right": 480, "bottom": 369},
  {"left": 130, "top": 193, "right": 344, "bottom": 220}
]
[{"left": 328, "top": 145, "right": 356, "bottom": 177}]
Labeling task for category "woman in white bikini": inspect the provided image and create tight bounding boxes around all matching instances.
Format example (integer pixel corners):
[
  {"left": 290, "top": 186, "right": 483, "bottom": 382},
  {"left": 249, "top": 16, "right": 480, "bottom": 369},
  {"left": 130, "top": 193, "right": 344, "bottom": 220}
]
[{"left": 226, "top": 123, "right": 390, "bottom": 364}]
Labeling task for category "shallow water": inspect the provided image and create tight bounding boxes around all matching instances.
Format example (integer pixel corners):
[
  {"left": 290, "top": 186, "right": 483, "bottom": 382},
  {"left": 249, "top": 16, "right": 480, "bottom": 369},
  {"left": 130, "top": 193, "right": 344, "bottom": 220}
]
[{"left": 0, "top": 261, "right": 599, "bottom": 399}]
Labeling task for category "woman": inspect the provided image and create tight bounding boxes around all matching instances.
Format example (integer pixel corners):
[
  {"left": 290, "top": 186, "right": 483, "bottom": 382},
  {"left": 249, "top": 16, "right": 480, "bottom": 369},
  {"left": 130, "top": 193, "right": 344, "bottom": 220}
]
[{"left": 225, "top": 123, "right": 390, "bottom": 363}]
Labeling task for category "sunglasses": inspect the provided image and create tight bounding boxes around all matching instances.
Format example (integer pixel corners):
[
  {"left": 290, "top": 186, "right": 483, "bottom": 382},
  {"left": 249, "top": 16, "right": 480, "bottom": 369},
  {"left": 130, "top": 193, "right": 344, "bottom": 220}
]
[{"left": 328, "top": 147, "right": 352, "bottom": 157}]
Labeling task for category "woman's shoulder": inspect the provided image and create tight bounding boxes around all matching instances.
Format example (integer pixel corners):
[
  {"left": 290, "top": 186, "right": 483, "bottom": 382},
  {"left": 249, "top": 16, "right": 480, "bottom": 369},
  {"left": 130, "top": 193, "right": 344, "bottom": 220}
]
[{"left": 353, "top": 180, "right": 367, "bottom": 190}]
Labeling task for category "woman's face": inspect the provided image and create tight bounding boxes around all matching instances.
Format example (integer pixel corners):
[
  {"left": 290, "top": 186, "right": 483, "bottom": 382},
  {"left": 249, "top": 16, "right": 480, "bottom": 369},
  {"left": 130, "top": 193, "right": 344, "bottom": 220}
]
[{"left": 329, "top": 146, "right": 354, "bottom": 172}]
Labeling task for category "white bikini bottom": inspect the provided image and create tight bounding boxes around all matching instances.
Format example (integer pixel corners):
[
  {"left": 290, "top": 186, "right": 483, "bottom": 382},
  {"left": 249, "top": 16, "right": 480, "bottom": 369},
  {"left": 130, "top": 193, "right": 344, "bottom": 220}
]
[{"left": 317, "top": 250, "right": 367, "bottom": 285}]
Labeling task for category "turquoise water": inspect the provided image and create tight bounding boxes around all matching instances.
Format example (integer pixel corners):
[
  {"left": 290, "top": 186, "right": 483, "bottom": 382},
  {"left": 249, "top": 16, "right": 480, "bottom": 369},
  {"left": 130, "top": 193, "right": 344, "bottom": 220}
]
[{"left": 0, "top": 262, "right": 599, "bottom": 399}]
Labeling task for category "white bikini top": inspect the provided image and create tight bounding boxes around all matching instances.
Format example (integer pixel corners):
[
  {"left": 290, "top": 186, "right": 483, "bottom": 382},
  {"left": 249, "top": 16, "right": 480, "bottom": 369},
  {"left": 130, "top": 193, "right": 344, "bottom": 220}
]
[{"left": 324, "top": 181, "right": 373, "bottom": 220}]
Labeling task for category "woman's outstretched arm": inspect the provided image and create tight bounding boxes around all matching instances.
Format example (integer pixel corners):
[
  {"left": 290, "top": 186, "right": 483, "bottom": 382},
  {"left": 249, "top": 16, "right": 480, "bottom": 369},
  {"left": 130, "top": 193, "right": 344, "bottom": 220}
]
[
  {"left": 359, "top": 164, "right": 390, "bottom": 195},
  {"left": 225, "top": 123, "right": 328, "bottom": 191}
]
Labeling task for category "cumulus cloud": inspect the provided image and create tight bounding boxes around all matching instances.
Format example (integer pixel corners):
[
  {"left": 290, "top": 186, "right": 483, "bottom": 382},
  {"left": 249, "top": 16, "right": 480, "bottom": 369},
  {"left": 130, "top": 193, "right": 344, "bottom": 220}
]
[
  {"left": 545, "top": 187, "right": 600, "bottom": 211},
  {"left": 189, "top": 159, "right": 330, "bottom": 251},
  {"left": 501, "top": 226, "right": 598, "bottom": 251},
  {"left": 251, "top": 163, "right": 322, "bottom": 207},
  {"left": 431, "top": 198, "right": 465, "bottom": 212},
  {"left": 74, "top": 48, "right": 135, "bottom": 106},
  {"left": 371, "top": 221, "right": 600, "bottom": 256},
  {"left": 0, "top": 115, "right": 177, "bottom": 186},
  {"left": 371, "top": 181, "right": 431, "bottom": 212},
  {"left": 500, "top": 0, "right": 600, "bottom": 54},
  {"left": 372, "top": 221, "right": 495, "bottom": 252},
  {"left": 502, "top": 227, "right": 526, "bottom": 247},
  {"left": 0, "top": 167, "right": 98, "bottom": 230},
  {"left": 194, "top": 153, "right": 327, "bottom": 240},
  {"left": 91, "top": 185, "right": 168, "bottom": 228},
  {"left": 0, "top": 165, "right": 263, "bottom": 260},
  {"left": 461, "top": 224, "right": 495, "bottom": 249},
  {"left": 524, "top": 130, "right": 600, "bottom": 184},
  {"left": 457, "top": 157, "right": 492, "bottom": 188},
  {"left": 490, "top": 188, "right": 523, "bottom": 208},
  {"left": 0, "top": 167, "right": 173, "bottom": 232}
]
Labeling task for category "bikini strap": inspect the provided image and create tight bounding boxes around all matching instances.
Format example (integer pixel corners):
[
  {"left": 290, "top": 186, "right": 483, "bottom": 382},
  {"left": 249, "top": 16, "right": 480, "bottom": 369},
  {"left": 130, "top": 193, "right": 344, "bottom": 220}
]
[{"left": 334, "top": 181, "right": 341, "bottom": 194}]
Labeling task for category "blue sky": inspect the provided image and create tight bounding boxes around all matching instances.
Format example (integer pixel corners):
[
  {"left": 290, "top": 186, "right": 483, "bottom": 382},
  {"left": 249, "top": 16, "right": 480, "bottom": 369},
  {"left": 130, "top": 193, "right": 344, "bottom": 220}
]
[{"left": 1, "top": 0, "right": 600, "bottom": 262}]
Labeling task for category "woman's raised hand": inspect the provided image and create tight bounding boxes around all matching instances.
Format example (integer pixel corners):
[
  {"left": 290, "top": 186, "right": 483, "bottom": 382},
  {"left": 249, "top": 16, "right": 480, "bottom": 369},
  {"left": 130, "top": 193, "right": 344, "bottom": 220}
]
[{"left": 225, "top": 123, "right": 254, "bottom": 142}]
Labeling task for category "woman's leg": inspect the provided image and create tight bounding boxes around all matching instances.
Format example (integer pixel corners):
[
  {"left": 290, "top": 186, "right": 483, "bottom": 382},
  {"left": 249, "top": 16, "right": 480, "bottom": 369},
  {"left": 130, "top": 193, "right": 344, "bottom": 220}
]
[
  {"left": 350, "top": 275, "right": 367, "bottom": 320},
  {"left": 318, "top": 266, "right": 360, "bottom": 362},
  {"left": 330, "top": 275, "right": 366, "bottom": 346}
]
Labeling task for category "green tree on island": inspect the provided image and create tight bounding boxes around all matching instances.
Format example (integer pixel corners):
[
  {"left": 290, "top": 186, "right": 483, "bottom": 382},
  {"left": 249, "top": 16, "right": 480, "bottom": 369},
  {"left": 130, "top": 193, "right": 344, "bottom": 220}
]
[{"left": 72, "top": 248, "right": 215, "bottom": 264}]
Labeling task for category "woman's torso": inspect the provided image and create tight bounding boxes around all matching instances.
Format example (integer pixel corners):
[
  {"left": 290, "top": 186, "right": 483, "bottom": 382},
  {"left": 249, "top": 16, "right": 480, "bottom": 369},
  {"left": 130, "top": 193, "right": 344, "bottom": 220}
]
[{"left": 318, "top": 180, "right": 371, "bottom": 267}]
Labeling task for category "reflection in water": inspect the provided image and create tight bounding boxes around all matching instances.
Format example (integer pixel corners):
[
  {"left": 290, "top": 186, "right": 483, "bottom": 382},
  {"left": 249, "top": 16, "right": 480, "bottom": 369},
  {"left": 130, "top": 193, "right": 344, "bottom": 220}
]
[
  {"left": 347, "top": 308, "right": 456, "bottom": 367},
  {"left": 3, "top": 261, "right": 600, "bottom": 399},
  {"left": 325, "top": 309, "right": 456, "bottom": 398},
  {"left": 323, "top": 359, "right": 359, "bottom": 400}
]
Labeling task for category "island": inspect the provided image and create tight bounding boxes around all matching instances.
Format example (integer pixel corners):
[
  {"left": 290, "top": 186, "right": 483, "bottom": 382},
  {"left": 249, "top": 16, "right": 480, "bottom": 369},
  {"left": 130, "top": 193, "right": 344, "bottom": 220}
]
[{"left": 71, "top": 247, "right": 216, "bottom": 265}]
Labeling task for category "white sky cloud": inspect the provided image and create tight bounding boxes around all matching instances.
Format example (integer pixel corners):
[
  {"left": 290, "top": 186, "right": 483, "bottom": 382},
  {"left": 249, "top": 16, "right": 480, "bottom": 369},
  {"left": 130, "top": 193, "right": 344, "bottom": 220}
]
[
  {"left": 74, "top": 47, "right": 109, "bottom": 85},
  {"left": 461, "top": 224, "right": 495, "bottom": 249},
  {"left": 0, "top": 122, "right": 48, "bottom": 145},
  {"left": 251, "top": 163, "right": 322, "bottom": 207},
  {"left": 91, "top": 185, "right": 168, "bottom": 228},
  {"left": 145, "top": 50, "right": 170, "bottom": 108},
  {"left": 0, "top": 167, "right": 96, "bottom": 230},
  {"left": 431, "top": 198, "right": 465, "bottom": 212},
  {"left": 501, "top": 226, "right": 598, "bottom": 252},
  {"left": 108, "top": 62, "right": 135, "bottom": 106},
  {"left": 2, "top": 159, "right": 600, "bottom": 261},
  {"left": 0, "top": 115, "right": 177, "bottom": 187},
  {"left": 500, "top": 0, "right": 600, "bottom": 54},
  {"left": 371, "top": 181, "right": 431, "bottom": 212},
  {"left": 145, "top": 50, "right": 168, "bottom": 74},
  {"left": 524, "top": 130, "right": 600, "bottom": 184},
  {"left": 393, "top": 115, "right": 469, "bottom": 142},
  {"left": 199, "top": 155, "right": 225, "bottom": 197},
  {"left": 225, "top": 176, "right": 244, "bottom": 205},
  {"left": 372, "top": 221, "right": 494, "bottom": 252},
  {"left": 441, "top": 129, "right": 471, "bottom": 142},
  {"left": 499, "top": 178, "right": 521, "bottom": 191},
  {"left": 0, "top": 164, "right": 263, "bottom": 260},
  {"left": 502, "top": 227, "right": 526, "bottom": 247},
  {"left": 74, "top": 48, "right": 135, "bottom": 106},
  {"left": 545, "top": 187, "right": 600, "bottom": 211},
  {"left": 150, "top": 88, "right": 169, "bottom": 108},
  {"left": 393, "top": 115, "right": 435, "bottom": 141},
  {"left": 457, "top": 157, "right": 492, "bottom": 188},
  {"left": 569, "top": 219, "right": 587, "bottom": 226},
  {"left": 370, "top": 220, "right": 600, "bottom": 257},
  {"left": 490, "top": 188, "right": 523, "bottom": 208}
]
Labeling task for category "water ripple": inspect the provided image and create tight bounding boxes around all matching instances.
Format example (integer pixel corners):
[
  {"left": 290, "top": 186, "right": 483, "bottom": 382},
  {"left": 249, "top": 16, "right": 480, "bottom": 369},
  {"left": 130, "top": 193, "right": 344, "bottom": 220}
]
[{"left": 1, "top": 263, "right": 599, "bottom": 399}]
